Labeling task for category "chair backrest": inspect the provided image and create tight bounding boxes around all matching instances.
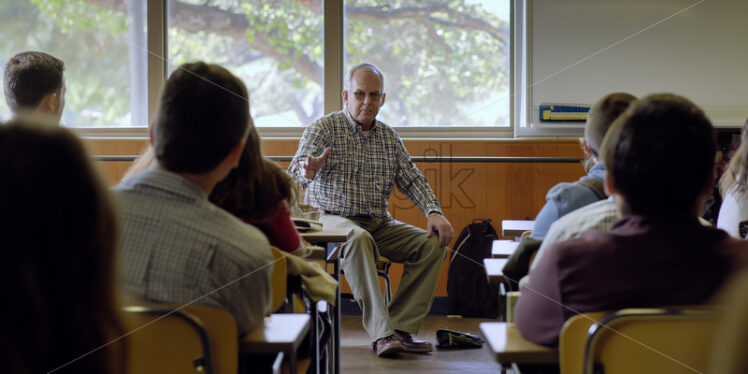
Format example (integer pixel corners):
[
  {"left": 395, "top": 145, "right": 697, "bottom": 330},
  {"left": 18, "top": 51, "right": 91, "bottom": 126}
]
[
  {"left": 583, "top": 307, "right": 717, "bottom": 374},
  {"left": 123, "top": 302, "right": 238, "bottom": 374},
  {"left": 560, "top": 311, "right": 609, "bottom": 374},
  {"left": 270, "top": 246, "right": 288, "bottom": 312}
]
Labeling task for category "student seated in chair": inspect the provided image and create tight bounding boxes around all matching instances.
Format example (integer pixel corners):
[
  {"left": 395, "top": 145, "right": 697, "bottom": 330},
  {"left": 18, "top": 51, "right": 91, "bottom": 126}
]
[
  {"left": 0, "top": 122, "right": 125, "bottom": 373},
  {"left": 503, "top": 93, "right": 636, "bottom": 289},
  {"left": 516, "top": 93, "right": 748, "bottom": 347},
  {"left": 114, "top": 62, "right": 273, "bottom": 335},
  {"left": 717, "top": 117, "right": 748, "bottom": 238},
  {"left": 529, "top": 92, "right": 636, "bottom": 240}
]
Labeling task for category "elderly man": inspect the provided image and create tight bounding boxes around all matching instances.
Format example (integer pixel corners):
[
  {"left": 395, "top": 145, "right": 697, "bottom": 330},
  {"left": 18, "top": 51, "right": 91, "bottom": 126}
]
[
  {"left": 289, "top": 63, "right": 455, "bottom": 357},
  {"left": 3, "top": 51, "right": 66, "bottom": 124}
]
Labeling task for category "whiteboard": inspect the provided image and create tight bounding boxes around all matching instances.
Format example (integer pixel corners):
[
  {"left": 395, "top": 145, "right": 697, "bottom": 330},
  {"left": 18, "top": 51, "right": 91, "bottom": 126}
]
[{"left": 527, "top": 0, "right": 748, "bottom": 128}]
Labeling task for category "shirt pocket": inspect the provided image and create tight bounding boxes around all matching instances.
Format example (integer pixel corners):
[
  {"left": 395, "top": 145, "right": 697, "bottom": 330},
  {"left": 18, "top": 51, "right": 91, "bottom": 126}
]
[{"left": 371, "top": 144, "right": 396, "bottom": 198}]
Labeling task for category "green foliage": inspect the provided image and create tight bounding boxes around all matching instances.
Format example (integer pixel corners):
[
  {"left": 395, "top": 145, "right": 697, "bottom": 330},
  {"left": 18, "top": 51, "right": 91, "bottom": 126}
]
[
  {"left": 1, "top": 0, "right": 134, "bottom": 126},
  {"left": 4, "top": 0, "right": 509, "bottom": 127}
]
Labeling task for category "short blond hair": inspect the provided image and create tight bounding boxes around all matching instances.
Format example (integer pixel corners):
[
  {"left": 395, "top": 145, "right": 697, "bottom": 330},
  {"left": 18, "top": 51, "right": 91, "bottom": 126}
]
[{"left": 585, "top": 92, "right": 637, "bottom": 155}]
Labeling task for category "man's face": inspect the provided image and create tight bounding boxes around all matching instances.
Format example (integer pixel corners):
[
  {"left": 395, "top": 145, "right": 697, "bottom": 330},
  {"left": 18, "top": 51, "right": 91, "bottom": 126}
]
[{"left": 342, "top": 70, "right": 385, "bottom": 126}]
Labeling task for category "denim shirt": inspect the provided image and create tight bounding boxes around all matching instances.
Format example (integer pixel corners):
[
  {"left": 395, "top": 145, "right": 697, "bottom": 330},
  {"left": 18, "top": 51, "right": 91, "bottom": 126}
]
[{"left": 530, "top": 162, "right": 607, "bottom": 239}]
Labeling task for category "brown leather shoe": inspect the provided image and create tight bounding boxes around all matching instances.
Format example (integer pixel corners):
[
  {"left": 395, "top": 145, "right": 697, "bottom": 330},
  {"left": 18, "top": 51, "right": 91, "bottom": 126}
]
[
  {"left": 373, "top": 335, "right": 404, "bottom": 357},
  {"left": 394, "top": 332, "right": 433, "bottom": 353}
]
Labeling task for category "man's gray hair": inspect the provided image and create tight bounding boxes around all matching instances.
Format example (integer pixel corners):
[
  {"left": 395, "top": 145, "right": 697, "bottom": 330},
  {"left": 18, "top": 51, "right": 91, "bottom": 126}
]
[{"left": 345, "top": 63, "right": 385, "bottom": 92}]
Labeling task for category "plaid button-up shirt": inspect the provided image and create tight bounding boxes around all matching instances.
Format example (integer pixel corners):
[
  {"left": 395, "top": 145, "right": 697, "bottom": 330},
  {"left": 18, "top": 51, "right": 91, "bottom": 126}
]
[
  {"left": 113, "top": 170, "right": 273, "bottom": 334},
  {"left": 289, "top": 110, "right": 442, "bottom": 218}
]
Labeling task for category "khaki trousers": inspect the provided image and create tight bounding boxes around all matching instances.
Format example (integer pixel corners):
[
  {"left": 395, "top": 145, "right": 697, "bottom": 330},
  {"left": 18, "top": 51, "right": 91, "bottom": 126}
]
[{"left": 319, "top": 214, "right": 447, "bottom": 341}]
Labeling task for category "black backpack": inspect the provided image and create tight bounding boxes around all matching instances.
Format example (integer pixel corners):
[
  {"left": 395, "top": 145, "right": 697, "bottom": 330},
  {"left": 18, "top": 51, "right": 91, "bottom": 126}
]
[{"left": 447, "top": 219, "right": 499, "bottom": 318}]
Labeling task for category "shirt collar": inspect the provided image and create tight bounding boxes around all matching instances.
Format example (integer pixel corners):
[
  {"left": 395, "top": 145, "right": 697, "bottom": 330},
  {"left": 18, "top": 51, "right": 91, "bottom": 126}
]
[
  {"left": 127, "top": 169, "right": 208, "bottom": 201},
  {"left": 344, "top": 108, "right": 377, "bottom": 132}
]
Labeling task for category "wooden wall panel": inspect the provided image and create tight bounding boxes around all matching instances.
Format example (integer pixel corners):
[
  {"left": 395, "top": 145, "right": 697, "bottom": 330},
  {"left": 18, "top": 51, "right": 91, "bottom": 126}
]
[{"left": 85, "top": 137, "right": 586, "bottom": 297}]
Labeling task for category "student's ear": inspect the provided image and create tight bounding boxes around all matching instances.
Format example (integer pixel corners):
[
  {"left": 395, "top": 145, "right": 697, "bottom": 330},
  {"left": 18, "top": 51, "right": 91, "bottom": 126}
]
[
  {"left": 37, "top": 93, "right": 57, "bottom": 114},
  {"left": 226, "top": 140, "right": 245, "bottom": 169},
  {"left": 380, "top": 92, "right": 386, "bottom": 107},
  {"left": 149, "top": 127, "right": 154, "bottom": 146},
  {"left": 604, "top": 173, "right": 616, "bottom": 195},
  {"left": 341, "top": 90, "right": 348, "bottom": 103},
  {"left": 582, "top": 138, "right": 593, "bottom": 156}
]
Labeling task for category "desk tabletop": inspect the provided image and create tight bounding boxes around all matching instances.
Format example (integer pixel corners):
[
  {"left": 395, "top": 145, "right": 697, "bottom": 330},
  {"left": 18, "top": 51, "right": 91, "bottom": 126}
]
[
  {"left": 492, "top": 240, "right": 519, "bottom": 259},
  {"left": 241, "top": 313, "right": 311, "bottom": 354},
  {"left": 480, "top": 322, "right": 557, "bottom": 365},
  {"left": 301, "top": 227, "right": 354, "bottom": 243},
  {"left": 501, "top": 220, "right": 535, "bottom": 238},
  {"left": 484, "top": 258, "right": 509, "bottom": 285}
]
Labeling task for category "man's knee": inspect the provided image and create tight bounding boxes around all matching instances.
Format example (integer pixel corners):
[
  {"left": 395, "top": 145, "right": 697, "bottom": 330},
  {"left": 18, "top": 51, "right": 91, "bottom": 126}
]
[
  {"left": 342, "top": 229, "right": 376, "bottom": 258},
  {"left": 423, "top": 235, "right": 447, "bottom": 261}
]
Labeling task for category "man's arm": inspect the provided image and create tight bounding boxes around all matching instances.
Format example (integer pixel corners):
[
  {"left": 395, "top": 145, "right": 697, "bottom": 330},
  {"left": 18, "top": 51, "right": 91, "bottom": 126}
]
[
  {"left": 288, "top": 120, "right": 331, "bottom": 188},
  {"left": 393, "top": 136, "right": 441, "bottom": 216},
  {"left": 392, "top": 135, "right": 454, "bottom": 246},
  {"left": 514, "top": 243, "right": 567, "bottom": 347}
]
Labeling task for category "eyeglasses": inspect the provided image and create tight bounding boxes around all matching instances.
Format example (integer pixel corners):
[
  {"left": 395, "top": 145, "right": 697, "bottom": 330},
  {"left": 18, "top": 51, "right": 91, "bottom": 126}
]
[{"left": 352, "top": 90, "right": 382, "bottom": 102}]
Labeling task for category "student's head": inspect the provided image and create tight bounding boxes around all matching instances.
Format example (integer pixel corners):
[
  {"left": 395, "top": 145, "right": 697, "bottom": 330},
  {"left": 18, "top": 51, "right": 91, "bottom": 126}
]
[
  {"left": 584, "top": 92, "right": 637, "bottom": 157},
  {"left": 601, "top": 93, "right": 715, "bottom": 216},
  {"left": 0, "top": 122, "right": 124, "bottom": 373},
  {"left": 210, "top": 124, "right": 297, "bottom": 222},
  {"left": 153, "top": 62, "right": 249, "bottom": 175},
  {"left": 3, "top": 51, "right": 66, "bottom": 121}
]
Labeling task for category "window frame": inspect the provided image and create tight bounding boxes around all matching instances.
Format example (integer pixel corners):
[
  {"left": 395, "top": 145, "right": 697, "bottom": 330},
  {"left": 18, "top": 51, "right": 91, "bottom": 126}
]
[
  {"left": 513, "top": 0, "right": 584, "bottom": 138},
  {"left": 71, "top": 0, "right": 516, "bottom": 139}
]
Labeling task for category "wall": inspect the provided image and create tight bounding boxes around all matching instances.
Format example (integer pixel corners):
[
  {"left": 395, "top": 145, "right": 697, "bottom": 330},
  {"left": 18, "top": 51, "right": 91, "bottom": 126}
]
[
  {"left": 87, "top": 137, "right": 587, "bottom": 297},
  {"left": 528, "top": 0, "right": 748, "bottom": 128}
]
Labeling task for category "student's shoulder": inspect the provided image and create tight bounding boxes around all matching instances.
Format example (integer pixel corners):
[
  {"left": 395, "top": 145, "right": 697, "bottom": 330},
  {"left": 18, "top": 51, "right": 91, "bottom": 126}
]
[
  {"left": 211, "top": 213, "right": 273, "bottom": 264},
  {"left": 549, "top": 229, "right": 614, "bottom": 263},
  {"left": 553, "top": 198, "right": 615, "bottom": 227},
  {"left": 546, "top": 180, "right": 593, "bottom": 199},
  {"left": 206, "top": 203, "right": 266, "bottom": 238}
]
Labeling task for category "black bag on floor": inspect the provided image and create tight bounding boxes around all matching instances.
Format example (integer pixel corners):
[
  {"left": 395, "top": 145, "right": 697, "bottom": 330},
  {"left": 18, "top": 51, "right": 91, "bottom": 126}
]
[{"left": 447, "top": 219, "right": 499, "bottom": 318}]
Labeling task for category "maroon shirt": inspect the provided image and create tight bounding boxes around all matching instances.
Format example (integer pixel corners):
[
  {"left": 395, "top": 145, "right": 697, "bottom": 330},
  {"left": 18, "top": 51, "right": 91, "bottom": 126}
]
[
  {"left": 515, "top": 215, "right": 746, "bottom": 347},
  {"left": 246, "top": 201, "right": 302, "bottom": 253}
]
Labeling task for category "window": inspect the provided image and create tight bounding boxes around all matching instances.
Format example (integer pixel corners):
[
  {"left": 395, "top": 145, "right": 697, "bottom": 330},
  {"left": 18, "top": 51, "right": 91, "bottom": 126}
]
[
  {"left": 1, "top": 1, "right": 512, "bottom": 134},
  {"left": 0, "top": 0, "right": 148, "bottom": 127},
  {"left": 167, "top": 0, "right": 324, "bottom": 127},
  {"left": 344, "top": 0, "right": 511, "bottom": 127}
]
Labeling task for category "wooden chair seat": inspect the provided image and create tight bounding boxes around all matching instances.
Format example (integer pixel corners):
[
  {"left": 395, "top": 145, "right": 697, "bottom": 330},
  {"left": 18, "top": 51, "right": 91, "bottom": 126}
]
[{"left": 122, "top": 302, "right": 238, "bottom": 374}]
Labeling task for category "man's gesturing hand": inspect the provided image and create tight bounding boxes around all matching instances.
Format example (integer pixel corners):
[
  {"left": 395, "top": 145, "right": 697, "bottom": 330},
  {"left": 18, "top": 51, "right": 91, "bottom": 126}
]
[
  {"left": 301, "top": 147, "right": 331, "bottom": 179},
  {"left": 426, "top": 213, "right": 455, "bottom": 248}
]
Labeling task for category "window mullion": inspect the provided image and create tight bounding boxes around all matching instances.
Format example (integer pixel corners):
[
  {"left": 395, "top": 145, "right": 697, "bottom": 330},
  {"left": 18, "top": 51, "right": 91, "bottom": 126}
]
[
  {"left": 147, "top": 0, "right": 168, "bottom": 126},
  {"left": 324, "top": 0, "right": 344, "bottom": 116}
]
